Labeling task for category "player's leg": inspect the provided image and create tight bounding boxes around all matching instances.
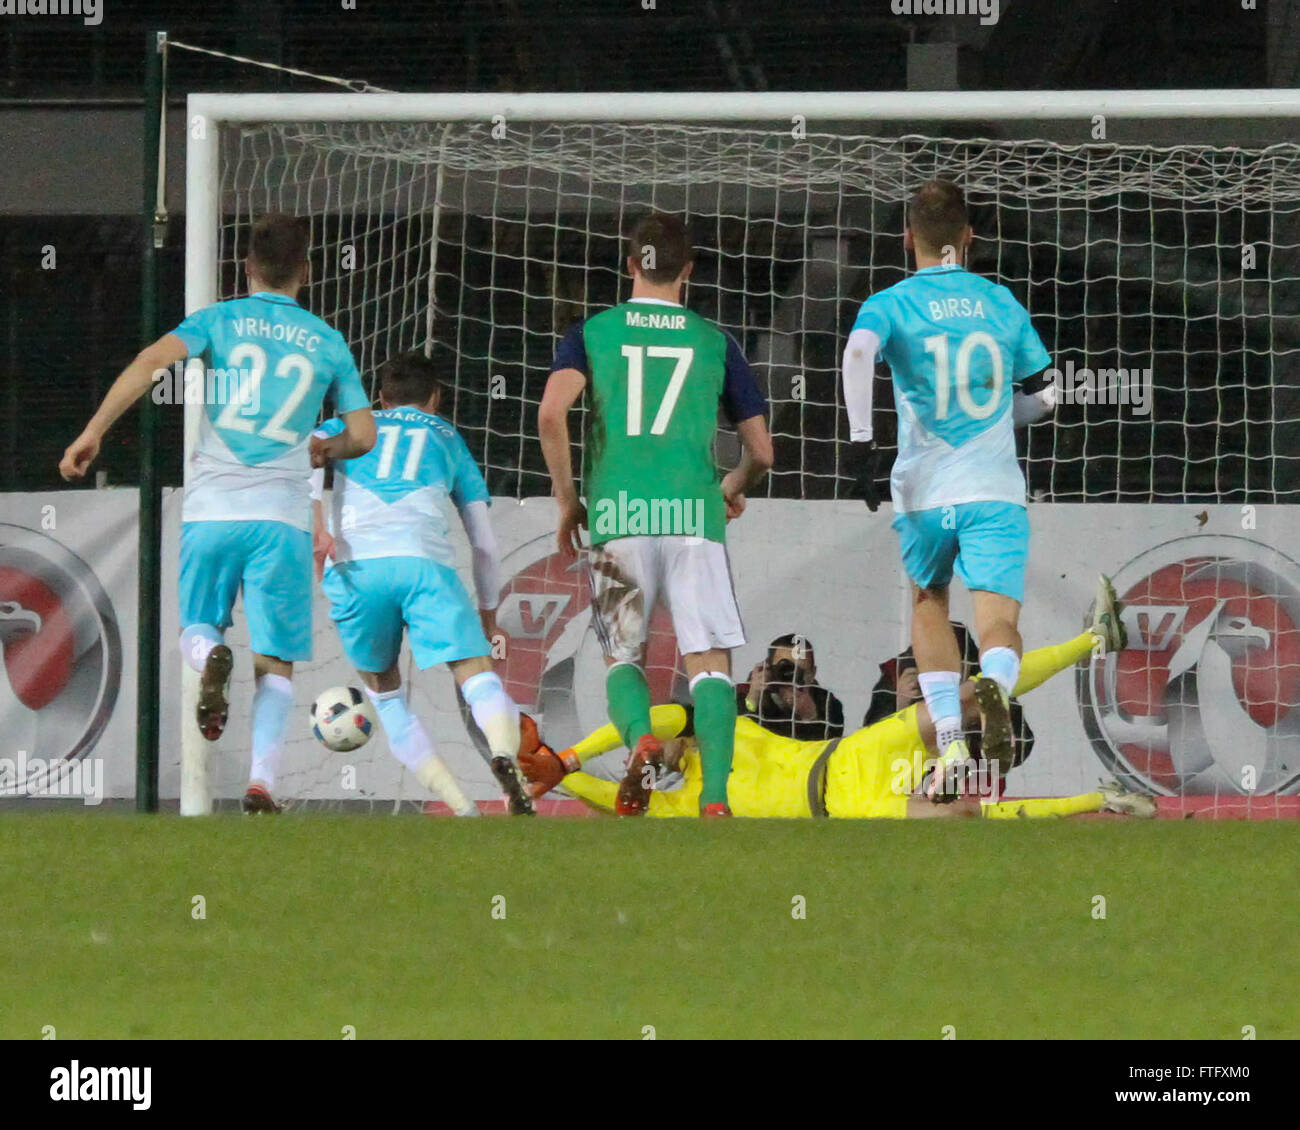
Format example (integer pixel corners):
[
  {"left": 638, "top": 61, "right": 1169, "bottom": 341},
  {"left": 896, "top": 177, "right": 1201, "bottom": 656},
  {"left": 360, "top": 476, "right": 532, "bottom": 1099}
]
[
  {"left": 587, "top": 537, "right": 664, "bottom": 815},
  {"left": 587, "top": 539, "right": 657, "bottom": 750},
  {"left": 1010, "top": 571, "right": 1125, "bottom": 695},
  {"left": 910, "top": 581, "right": 967, "bottom": 783},
  {"left": 955, "top": 502, "right": 1030, "bottom": 767},
  {"left": 661, "top": 537, "right": 747, "bottom": 817},
  {"left": 325, "top": 559, "right": 479, "bottom": 816},
  {"left": 401, "top": 557, "right": 531, "bottom": 815},
  {"left": 240, "top": 521, "right": 315, "bottom": 813},
  {"left": 449, "top": 655, "right": 533, "bottom": 816},
  {"left": 245, "top": 650, "right": 294, "bottom": 813},
  {"left": 894, "top": 508, "right": 967, "bottom": 797},
  {"left": 178, "top": 521, "right": 242, "bottom": 741},
  {"left": 978, "top": 784, "right": 1155, "bottom": 819},
  {"left": 358, "top": 662, "right": 478, "bottom": 818}
]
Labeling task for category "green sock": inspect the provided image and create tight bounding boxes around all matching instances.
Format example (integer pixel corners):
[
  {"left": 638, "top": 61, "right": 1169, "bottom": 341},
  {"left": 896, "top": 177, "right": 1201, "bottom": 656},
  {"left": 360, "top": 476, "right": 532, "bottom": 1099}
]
[
  {"left": 606, "top": 663, "right": 652, "bottom": 749},
  {"left": 692, "top": 676, "right": 736, "bottom": 808}
]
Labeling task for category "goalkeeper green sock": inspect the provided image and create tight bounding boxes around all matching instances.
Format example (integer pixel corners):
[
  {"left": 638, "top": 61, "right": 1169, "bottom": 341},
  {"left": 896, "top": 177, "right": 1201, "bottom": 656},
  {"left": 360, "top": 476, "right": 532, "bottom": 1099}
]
[
  {"left": 605, "top": 662, "right": 652, "bottom": 750},
  {"left": 691, "top": 673, "right": 737, "bottom": 808}
]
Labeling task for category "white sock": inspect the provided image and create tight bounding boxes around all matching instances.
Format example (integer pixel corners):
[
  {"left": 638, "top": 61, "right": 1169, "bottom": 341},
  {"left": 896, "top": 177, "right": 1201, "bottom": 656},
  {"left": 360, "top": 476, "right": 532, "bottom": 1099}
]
[
  {"left": 366, "top": 688, "right": 477, "bottom": 816},
  {"left": 249, "top": 672, "right": 294, "bottom": 790},
  {"left": 917, "top": 669, "right": 963, "bottom": 756},
  {"left": 415, "top": 757, "right": 479, "bottom": 817},
  {"left": 180, "top": 623, "right": 223, "bottom": 673},
  {"left": 460, "top": 671, "right": 520, "bottom": 761},
  {"left": 979, "top": 646, "right": 1021, "bottom": 698}
]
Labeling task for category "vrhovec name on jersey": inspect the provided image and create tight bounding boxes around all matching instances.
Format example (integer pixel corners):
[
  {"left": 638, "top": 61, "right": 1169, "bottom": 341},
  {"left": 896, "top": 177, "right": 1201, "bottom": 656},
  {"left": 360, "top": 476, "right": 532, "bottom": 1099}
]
[
  {"left": 590, "top": 491, "right": 705, "bottom": 539},
  {"left": 49, "top": 1061, "right": 151, "bottom": 1111}
]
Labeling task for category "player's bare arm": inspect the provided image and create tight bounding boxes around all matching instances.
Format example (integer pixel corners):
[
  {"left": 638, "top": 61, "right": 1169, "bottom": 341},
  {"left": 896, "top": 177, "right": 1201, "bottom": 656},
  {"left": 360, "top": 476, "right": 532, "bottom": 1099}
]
[
  {"left": 311, "top": 498, "right": 334, "bottom": 580},
  {"left": 308, "top": 406, "right": 376, "bottom": 467},
  {"left": 720, "top": 414, "right": 774, "bottom": 520},
  {"left": 537, "top": 365, "right": 589, "bottom": 556},
  {"left": 59, "top": 332, "right": 189, "bottom": 480}
]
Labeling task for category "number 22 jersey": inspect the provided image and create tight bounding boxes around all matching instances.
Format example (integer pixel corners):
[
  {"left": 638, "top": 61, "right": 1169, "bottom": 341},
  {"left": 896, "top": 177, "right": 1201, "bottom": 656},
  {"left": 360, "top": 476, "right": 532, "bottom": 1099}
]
[{"left": 172, "top": 291, "right": 371, "bottom": 531}]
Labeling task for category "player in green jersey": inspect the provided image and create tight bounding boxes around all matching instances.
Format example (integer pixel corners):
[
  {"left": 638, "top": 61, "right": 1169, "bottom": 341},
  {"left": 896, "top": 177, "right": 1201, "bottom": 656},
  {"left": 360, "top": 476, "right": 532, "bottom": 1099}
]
[{"left": 538, "top": 212, "right": 773, "bottom": 816}]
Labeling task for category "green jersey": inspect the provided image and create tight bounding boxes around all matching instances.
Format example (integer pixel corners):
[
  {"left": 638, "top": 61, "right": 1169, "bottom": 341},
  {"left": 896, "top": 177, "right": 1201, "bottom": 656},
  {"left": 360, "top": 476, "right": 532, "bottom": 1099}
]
[{"left": 550, "top": 298, "right": 766, "bottom": 546}]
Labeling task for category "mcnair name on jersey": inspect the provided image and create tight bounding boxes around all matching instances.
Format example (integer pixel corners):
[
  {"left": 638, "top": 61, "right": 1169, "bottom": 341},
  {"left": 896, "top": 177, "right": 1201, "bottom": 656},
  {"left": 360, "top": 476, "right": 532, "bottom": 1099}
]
[
  {"left": 928, "top": 298, "right": 987, "bottom": 320},
  {"left": 230, "top": 317, "right": 324, "bottom": 352},
  {"left": 625, "top": 310, "right": 688, "bottom": 330}
]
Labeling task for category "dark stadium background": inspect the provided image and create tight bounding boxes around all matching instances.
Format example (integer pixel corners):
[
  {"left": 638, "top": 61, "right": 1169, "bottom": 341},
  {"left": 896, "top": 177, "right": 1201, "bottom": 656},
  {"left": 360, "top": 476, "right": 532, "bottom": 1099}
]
[{"left": 0, "top": 0, "right": 1283, "bottom": 498}]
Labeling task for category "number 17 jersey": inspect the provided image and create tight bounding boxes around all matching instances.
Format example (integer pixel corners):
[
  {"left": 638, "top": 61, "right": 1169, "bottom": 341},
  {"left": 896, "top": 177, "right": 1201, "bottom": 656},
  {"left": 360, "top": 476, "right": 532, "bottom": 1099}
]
[
  {"left": 851, "top": 265, "right": 1051, "bottom": 514},
  {"left": 550, "top": 297, "right": 766, "bottom": 546}
]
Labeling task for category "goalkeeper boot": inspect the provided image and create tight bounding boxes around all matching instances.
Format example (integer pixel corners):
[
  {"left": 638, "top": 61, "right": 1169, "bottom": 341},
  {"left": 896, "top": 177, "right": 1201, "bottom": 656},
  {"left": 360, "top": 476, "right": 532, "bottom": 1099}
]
[
  {"left": 973, "top": 675, "right": 1016, "bottom": 777},
  {"left": 490, "top": 756, "right": 536, "bottom": 816},
  {"left": 923, "top": 738, "right": 972, "bottom": 803},
  {"left": 241, "top": 783, "right": 281, "bottom": 815},
  {"left": 701, "top": 802, "right": 732, "bottom": 818},
  {"left": 1090, "top": 573, "right": 1128, "bottom": 653},
  {"left": 1098, "top": 779, "right": 1157, "bottom": 818},
  {"left": 196, "top": 644, "right": 234, "bottom": 742},
  {"left": 615, "top": 734, "right": 664, "bottom": 816}
]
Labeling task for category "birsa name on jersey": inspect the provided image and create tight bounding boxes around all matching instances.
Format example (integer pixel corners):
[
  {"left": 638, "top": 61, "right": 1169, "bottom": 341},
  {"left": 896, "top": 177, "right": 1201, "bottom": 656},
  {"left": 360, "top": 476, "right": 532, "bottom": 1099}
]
[
  {"left": 625, "top": 310, "right": 687, "bottom": 330},
  {"left": 928, "top": 297, "right": 986, "bottom": 320},
  {"left": 230, "top": 317, "right": 324, "bottom": 352}
]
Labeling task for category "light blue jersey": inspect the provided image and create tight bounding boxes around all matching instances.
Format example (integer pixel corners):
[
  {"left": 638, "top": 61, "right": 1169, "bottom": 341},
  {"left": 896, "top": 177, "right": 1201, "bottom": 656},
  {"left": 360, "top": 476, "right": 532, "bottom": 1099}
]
[
  {"left": 316, "top": 406, "right": 491, "bottom": 567},
  {"left": 173, "top": 292, "right": 371, "bottom": 531},
  {"left": 316, "top": 406, "right": 494, "bottom": 671},
  {"left": 851, "top": 265, "right": 1051, "bottom": 513}
]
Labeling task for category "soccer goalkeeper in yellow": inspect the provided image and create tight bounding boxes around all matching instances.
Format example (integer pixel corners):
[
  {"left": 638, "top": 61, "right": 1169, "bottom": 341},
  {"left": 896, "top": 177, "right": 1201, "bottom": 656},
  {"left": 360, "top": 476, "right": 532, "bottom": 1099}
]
[{"left": 520, "top": 576, "right": 1154, "bottom": 820}]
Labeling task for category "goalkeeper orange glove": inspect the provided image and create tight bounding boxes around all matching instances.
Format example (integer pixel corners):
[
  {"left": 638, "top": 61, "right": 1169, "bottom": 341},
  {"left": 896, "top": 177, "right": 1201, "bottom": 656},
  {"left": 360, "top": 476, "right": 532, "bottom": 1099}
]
[{"left": 517, "top": 743, "right": 581, "bottom": 799}]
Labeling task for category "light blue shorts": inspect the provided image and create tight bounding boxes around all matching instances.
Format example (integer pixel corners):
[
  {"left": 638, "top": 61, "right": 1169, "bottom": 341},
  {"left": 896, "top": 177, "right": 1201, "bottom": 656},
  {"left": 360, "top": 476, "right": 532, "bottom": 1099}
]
[
  {"left": 179, "top": 520, "right": 313, "bottom": 661},
  {"left": 892, "top": 501, "right": 1028, "bottom": 602},
  {"left": 321, "top": 557, "right": 490, "bottom": 673}
]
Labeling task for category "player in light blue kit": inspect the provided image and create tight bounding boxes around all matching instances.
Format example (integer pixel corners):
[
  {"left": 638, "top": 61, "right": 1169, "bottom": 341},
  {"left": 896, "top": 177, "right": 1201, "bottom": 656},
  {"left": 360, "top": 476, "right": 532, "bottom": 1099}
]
[
  {"left": 311, "top": 350, "right": 534, "bottom": 816},
  {"left": 841, "top": 180, "right": 1066, "bottom": 799},
  {"left": 60, "top": 214, "right": 376, "bottom": 813}
]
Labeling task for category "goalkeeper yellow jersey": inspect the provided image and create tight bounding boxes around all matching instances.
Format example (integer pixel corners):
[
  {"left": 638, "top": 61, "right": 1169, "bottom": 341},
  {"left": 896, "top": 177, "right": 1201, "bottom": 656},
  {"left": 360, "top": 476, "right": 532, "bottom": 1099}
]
[{"left": 561, "top": 706, "right": 928, "bottom": 819}]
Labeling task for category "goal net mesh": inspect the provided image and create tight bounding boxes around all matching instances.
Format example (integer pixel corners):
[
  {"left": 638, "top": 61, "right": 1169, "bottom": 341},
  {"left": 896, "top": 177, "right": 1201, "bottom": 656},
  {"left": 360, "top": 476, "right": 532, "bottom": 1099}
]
[{"left": 193, "top": 117, "right": 1300, "bottom": 812}]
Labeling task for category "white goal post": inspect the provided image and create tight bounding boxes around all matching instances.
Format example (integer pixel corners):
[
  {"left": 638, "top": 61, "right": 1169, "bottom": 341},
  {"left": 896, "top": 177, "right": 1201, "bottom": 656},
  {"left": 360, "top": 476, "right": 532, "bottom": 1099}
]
[{"left": 178, "top": 89, "right": 1300, "bottom": 816}]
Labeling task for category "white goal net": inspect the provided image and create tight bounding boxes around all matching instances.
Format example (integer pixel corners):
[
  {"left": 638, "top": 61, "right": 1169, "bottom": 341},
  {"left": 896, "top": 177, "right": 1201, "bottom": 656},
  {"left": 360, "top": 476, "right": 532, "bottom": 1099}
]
[{"left": 177, "top": 93, "right": 1300, "bottom": 815}]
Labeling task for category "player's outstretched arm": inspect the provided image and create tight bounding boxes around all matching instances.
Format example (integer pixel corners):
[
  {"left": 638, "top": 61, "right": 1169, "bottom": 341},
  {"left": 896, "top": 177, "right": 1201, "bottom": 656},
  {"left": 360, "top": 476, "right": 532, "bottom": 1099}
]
[
  {"left": 537, "top": 366, "right": 588, "bottom": 556},
  {"left": 59, "top": 332, "right": 189, "bottom": 480},
  {"left": 519, "top": 703, "right": 690, "bottom": 797}
]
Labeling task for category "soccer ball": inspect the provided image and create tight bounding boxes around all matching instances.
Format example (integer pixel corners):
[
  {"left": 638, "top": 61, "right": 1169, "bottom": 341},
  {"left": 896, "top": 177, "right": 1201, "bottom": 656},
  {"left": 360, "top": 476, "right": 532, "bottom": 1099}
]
[{"left": 310, "top": 686, "right": 376, "bottom": 752}]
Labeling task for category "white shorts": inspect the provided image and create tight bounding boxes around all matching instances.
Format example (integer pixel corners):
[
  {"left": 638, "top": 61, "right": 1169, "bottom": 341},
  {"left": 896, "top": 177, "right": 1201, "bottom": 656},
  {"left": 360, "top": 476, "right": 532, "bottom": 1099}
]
[{"left": 586, "top": 535, "right": 746, "bottom": 664}]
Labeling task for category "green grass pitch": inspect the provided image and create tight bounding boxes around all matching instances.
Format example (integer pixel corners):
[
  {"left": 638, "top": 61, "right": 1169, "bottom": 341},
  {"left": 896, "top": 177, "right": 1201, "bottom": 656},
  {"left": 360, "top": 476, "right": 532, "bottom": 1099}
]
[{"left": 1, "top": 812, "right": 1295, "bottom": 1040}]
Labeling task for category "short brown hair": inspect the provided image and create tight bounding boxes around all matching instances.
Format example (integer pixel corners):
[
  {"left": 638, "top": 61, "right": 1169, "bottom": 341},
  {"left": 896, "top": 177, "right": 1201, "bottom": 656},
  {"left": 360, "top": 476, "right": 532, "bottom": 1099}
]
[
  {"left": 626, "top": 211, "right": 694, "bottom": 284},
  {"left": 248, "top": 213, "right": 310, "bottom": 288},
  {"left": 378, "top": 350, "right": 443, "bottom": 408},
  {"left": 907, "top": 180, "right": 969, "bottom": 257}
]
